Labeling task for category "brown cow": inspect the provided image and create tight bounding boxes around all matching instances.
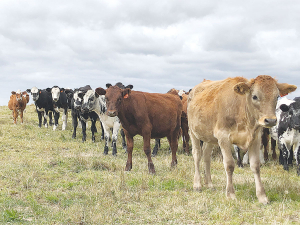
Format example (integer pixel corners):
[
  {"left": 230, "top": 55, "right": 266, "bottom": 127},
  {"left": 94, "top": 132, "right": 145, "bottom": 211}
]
[
  {"left": 95, "top": 85, "right": 183, "bottom": 174},
  {"left": 8, "top": 90, "right": 29, "bottom": 124},
  {"left": 187, "top": 75, "right": 296, "bottom": 204}
]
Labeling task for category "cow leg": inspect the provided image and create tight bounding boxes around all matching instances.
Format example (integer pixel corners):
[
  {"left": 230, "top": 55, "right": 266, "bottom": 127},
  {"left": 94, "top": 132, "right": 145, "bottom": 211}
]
[
  {"left": 72, "top": 113, "right": 78, "bottom": 139},
  {"left": 53, "top": 112, "right": 59, "bottom": 131},
  {"left": 271, "top": 137, "right": 277, "bottom": 160},
  {"left": 218, "top": 139, "right": 236, "bottom": 200},
  {"left": 262, "top": 128, "right": 269, "bottom": 161},
  {"left": 248, "top": 137, "right": 269, "bottom": 204},
  {"left": 49, "top": 112, "right": 53, "bottom": 126},
  {"left": 38, "top": 111, "right": 42, "bottom": 128},
  {"left": 62, "top": 109, "right": 67, "bottom": 130},
  {"left": 279, "top": 141, "right": 290, "bottom": 171},
  {"left": 102, "top": 124, "right": 110, "bottom": 155},
  {"left": 234, "top": 145, "right": 243, "bottom": 168},
  {"left": 100, "top": 122, "right": 104, "bottom": 140},
  {"left": 91, "top": 118, "right": 97, "bottom": 142},
  {"left": 152, "top": 139, "right": 160, "bottom": 157},
  {"left": 294, "top": 143, "right": 300, "bottom": 176},
  {"left": 111, "top": 121, "right": 120, "bottom": 156},
  {"left": 191, "top": 131, "right": 203, "bottom": 191},
  {"left": 124, "top": 130, "right": 133, "bottom": 171},
  {"left": 168, "top": 132, "right": 179, "bottom": 167},
  {"left": 81, "top": 120, "right": 87, "bottom": 142},
  {"left": 20, "top": 110, "right": 24, "bottom": 124},
  {"left": 182, "top": 118, "right": 190, "bottom": 155},
  {"left": 13, "top": 109, "right": 18, "bottom": 124},
  {"left": 288, "top": 146, "right": 294, "bottom": 165},
  {"left": 43, "top": 111, "right": 49, "bottom": 128},
  {"left": 143, "top": 134, "right": 155, "bottom": 174},
  {"left": 203, "top": 142, "right": 214, "bottom": 188},
  {"left": 120, "top": 128, "right": 127, "bottom": 152}
]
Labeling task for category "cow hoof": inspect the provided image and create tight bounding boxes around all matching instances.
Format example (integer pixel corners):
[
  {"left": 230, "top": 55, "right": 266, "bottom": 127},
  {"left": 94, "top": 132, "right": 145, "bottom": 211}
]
[
  {"left": 125, "top": 163, "right": 132, "bottom": 171},
  {"left": 193, "top": 186, "right": 202, "bottom": 192},
  {"left": 258, "top": 196, "right": 269, "bottom": 205},
  {"left": 170, "top": 160, "right": 177, "bottom": 167},
  {"left": 103, "top": 151, "right": 108, "bottom": 155},
  {"left": 148, "top": 163, "right": 155, "bottom": 174}
]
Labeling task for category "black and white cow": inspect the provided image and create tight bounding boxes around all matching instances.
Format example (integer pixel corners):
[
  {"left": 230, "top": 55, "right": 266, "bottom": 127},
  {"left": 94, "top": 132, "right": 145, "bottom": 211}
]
[
  {"left": 46, "top": 86, "right": 69, "bottom": 131},
  {"left": 68, "top": 85, "right": 102, "bottom": 142},
  {"left": 275, "top": 97, "right": 300, "bottom": 175},
  {"left": 26, "top": 87, "right": 54, "bottom": 128}
]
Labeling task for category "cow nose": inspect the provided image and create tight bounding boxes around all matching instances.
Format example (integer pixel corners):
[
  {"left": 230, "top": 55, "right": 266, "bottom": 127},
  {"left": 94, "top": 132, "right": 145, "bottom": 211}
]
[
  {"left": 264, "top": 118, "right": 277, "bottom": 127},
  {"left": 294, "top": 125, "right": 300, "bottom": 130},
  {"left": 107, "top": 110, "right": 117, "bottom": 117},
  {"left": 53, "top": 98, "right": 58, "bottom": 102}
]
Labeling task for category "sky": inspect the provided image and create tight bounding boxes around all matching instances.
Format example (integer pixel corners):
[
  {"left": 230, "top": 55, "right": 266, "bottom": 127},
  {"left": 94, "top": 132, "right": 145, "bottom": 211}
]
[{"left": 1, "top": 0, "right": 300, "bottom": 106}]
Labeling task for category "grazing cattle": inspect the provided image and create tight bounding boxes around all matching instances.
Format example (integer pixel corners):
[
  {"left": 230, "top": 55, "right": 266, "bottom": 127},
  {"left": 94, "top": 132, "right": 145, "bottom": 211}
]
[
  {"left": 152, "top": 89, "right": 190, "bottom": 156},
  {"left": 96, "top": 85, "right": 183, "bottom": 174},
  {"left": 187, "top": 75, "right": 296, "bottom": 204},
  {"left": 47, "top": 86, "right": 69, "bottom": 131},
  {"left": 67, "top": 85, "right": 101, "bottom": 142},
  {"left": 275, "top": 97, "right": 300, "bottom": 175},
  {"left": 8, "top": 90, "right": 29, "bottom": 124},
  {"left": 81, "top": 88, "right": 123, "bottom": 155},
  {"left": 27, "top": 87, "right": 54, "bottom": 128}
]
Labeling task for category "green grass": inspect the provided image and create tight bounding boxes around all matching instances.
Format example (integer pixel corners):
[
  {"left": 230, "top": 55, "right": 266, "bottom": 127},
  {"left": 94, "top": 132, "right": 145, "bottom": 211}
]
[{"left": 0, "top": 104, "right": 300, "bottom": 224}]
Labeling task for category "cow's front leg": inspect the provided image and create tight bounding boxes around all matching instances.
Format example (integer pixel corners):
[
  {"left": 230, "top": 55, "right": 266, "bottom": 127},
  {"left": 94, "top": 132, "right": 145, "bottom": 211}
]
[
  {"left": 294, "top": 143, "right": 300, "bottom": 176},
  {"left": 249, "top": 137, "right": 269, "bottom": 204},
  {"left": 120, "top": 128, "right": 127, "bottom": 152},
  {"left": 81, "top": 120, "right": 87, "bottom": 142},
  {"left": 13, "top": 109, "right": 18, "bottom": 124},
  {"left": 20, "top": 110, "right": 24, "bottom": 124},
  {"left": 280, "top": 142, "right": 290, "bottom": 171},
  {"left": 53, "top": 111, "right": 59, "bottom": 131},
  {"left": 102, "top": 124, "right": 110, "bottom": 155},
  {"left": 203, "top": 142, "right": 214, "bottom": 188},
  {"left": 43, "top": 111, "right": 49, "bottom": 128},
  {"left": 62, "top": 109, "right": 67, "bottom": 130},
  {"left": 90, "top": 118, "right": 97, "bottom": 142}
]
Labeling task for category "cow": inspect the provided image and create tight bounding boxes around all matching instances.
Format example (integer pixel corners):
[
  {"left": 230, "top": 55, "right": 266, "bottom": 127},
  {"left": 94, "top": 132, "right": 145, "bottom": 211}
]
[
  {"left": 152, "top": 89, "right": 190, "bottom": 156},
  {"left": 46, "top": 86, "right": 69, "bottom": 131},
  {"left": 8, "top": 90, "right": 29, "bottom": 124},
  {"left": 96, "top": 85, "right": 183, "bottom": 174},
  {"left": 275, "top": 97, "right": 300, "bottom": 175},
  {"left": 67, "top": 85, "right": 101, "bottom": 142},
  {"left": 81, "top": 88, "right": 123, "bottom": 156},
  {"left": 27, "top": 87, "right": 54, "bottom": 128},
  {"left": 187, "top": 75, "right": 296, "bottom": 204}
]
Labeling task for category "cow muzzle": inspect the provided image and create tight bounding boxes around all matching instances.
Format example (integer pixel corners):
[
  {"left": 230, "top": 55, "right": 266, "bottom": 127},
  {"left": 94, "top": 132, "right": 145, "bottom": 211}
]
[
  {"left": 262, "top": 118, "right": 277, "bottom": 127},
  {"left": 107, "top": 110, "right": 117, "bottom": 117}
]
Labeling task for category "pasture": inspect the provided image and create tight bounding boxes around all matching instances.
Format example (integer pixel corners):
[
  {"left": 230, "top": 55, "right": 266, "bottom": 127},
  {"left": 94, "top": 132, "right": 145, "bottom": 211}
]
[{"left": 0, "top": 104, "right": 300, "bottom": 224}]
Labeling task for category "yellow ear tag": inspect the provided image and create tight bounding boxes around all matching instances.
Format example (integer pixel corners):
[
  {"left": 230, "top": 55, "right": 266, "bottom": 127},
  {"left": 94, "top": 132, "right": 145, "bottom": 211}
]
[{"left": 124, "top": 94, "right": 129, "bottom": 99}]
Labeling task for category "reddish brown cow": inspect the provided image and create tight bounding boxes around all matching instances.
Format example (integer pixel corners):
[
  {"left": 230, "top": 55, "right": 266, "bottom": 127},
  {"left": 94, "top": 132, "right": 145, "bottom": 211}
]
[
  {"left": 8, "top": 90, "right": 29, "bottom": 124},
  {"left": 95, "top": 85, "right": 183, "bottom": 174}
]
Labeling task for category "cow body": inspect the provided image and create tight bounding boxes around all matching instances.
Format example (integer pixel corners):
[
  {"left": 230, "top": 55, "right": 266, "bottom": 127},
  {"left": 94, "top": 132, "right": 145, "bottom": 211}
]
[
  {"left": 276, "top": 97, "right": 300, "bottom": 175},
  {"left": 187, "top": 76, "right": 296, "bottom": 204},
  {"left": 68, "top": 85, "right": 100, "bottom": 142},
  {"left": 8, "top": 90, "right": 29, "bottom": 124},
  {"left": 47, "top": 86, "right": 69, "bottom": 131},
  {"left": 27, "top": 87, "right": 54, "bottom": 128},
  {"left": 98, "top": 85, "right": 183, "bottom": 174},
  {"left": 81, "top": 89, "right": 122, "bottom": 155}
]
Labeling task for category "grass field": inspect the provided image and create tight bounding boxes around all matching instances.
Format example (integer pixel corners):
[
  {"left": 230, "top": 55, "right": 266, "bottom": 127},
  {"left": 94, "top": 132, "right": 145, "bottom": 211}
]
[{"left": 1, "top": 104, "right": 300, "bottom": 224}]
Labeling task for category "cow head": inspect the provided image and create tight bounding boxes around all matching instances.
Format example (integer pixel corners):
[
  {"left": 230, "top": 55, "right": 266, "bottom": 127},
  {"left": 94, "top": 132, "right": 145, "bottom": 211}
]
[
  {"left": 27, "top": 87, "right": 40, "bottom": 101},
  {"left": 51, "top": 86, "right": 64, "bottom": 102},
  {"left": 97, "top": 85, "right": 132, "bottom": 117},
  {"left": 73, "top": 89, "right": 84, "bottom": 110},
  {"left": 81, "top": 89, "right": 98, "bottom": 113},
  {"left": 14, "top": 90, "right": 23, "bottom": 102},
  {"left": 234, "top": 75, "right": 297, "bottom": 128},
  {"left": 282, "top": 99, "right": 300, "bottom": 130}
]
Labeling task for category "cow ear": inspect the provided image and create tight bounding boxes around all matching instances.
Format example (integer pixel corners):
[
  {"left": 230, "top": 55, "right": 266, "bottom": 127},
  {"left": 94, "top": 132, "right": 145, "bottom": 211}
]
[
  {"left": 122, "top": 88, "right": 131, "bottom": 99},
  {"left": 277, "top": 83, "right": 297, "bottom": 97},
  {"left": 95, "top": 87, "right": 106, "bottom": 96},
  {"left": 11, "top": 91, "right": 16, "bottom": 95},
  {"left": 234, "top": 82, "right": 250, "bottom": 95},
  {"left": 60, "top": 88, "right": 65, "bottom": 92},
  {"left": 78, "top": 92, "right": 84, "bottom": 99},
  {"left": 46, "top": 88, "right": 51, "bottom": 92},
  {"left": 125, "top": 84, "right": 133, "bottom": 89},
  {"left": 26, "top": 89, "right": 31, "bottom": 93},
  {"left": 106, "top": 83, "right": 112, "bottom": 88},
  {"left": 280, "top": 104, "right": 290, "bottom": 112}
]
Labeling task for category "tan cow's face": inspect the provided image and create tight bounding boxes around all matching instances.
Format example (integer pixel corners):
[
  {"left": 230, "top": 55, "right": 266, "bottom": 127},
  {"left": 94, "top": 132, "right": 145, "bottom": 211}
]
[{"left": 234, "top": 75, "right": 297, "bottom": 128}]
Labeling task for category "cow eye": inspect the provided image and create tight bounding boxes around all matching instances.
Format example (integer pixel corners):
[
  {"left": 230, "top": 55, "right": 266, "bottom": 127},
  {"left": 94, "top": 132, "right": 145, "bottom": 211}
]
[{"left": 252, "top": 95, "right": 258, "bottom": 100}]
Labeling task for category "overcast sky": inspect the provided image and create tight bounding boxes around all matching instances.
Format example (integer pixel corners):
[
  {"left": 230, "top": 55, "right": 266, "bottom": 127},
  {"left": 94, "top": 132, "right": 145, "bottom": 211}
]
[{"left": 1, "top": 0, "right": 300, "bottom": 106}]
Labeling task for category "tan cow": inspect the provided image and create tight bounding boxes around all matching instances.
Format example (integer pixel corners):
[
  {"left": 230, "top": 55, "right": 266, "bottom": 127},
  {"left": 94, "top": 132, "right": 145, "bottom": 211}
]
[
  {"left": 187, "top": 75, "right": 296, "bottom": 204},
  {"left": 8, "top": 90, "right": 29, "bottom": 124}
]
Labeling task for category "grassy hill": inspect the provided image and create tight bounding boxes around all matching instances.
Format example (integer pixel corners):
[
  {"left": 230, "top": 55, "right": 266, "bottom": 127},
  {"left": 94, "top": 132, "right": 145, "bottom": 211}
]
[{"left": 0, "top": 104, "right": 300, "bottom": 224}]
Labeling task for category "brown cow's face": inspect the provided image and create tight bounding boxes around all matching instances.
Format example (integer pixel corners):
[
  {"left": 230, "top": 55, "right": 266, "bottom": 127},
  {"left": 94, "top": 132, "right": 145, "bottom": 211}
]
[
  {"left": 15, "top": 90, "right": 23, "bottom": 102},
  {"left": 105, "top": 86, "right": 131, "bottom": 117},
  {"left": 235, "top": 75, "right": 297, "bottom": 128}
]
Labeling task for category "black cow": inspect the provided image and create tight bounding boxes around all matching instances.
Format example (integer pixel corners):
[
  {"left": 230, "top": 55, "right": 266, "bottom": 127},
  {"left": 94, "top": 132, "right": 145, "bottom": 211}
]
[
  {"left": 46, "top": 86, "right": 69, "bottom": 131},
  {"left": 67, "top": 85, "right": 102, "bottom": 142},
  {"left": 26, "top": 87, "right": 54, "bottom": 128},
  {"left": 277, "top": 97, "right": 300, "bottom": 175}
]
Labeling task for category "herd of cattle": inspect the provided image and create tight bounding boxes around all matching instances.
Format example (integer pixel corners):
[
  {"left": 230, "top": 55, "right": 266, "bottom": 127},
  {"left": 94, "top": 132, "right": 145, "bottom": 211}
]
[{"left": 7, "top": 75, "right": 300, "bottom": 204}]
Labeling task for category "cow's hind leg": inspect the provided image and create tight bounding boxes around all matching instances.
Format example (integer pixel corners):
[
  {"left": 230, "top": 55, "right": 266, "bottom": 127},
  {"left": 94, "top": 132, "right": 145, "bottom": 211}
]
[
  {"left": 248, "top": 138, "right": 269, "bottom": 204},
  {"left": 234, "top": 145, "right": 243, "bottom": 168},
  {"left": 152, "top": 139, "right": 160, "bottom": 157},
  {"left": 142, "top": 132, "right": 155, "bottom": 174},
  {"left": 167, "top": 133, "right": 178, "bottom": 167},
  {"left": 120, "top": 128, "right": 127, "bottom": 152},
  {"left": 203, "top": 142, "right": 214, "bottom": 188},
  {"left": 191, "top": 131, "right": 203, "bottom": 191}
]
